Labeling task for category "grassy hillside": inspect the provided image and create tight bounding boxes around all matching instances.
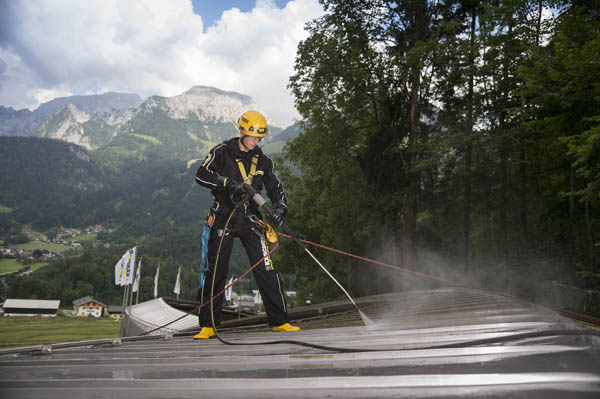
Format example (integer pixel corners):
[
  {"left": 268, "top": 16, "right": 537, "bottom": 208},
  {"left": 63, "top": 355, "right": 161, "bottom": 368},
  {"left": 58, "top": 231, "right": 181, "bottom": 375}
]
[
  {"left": 0, "top": 136, "right": 112, "bottom": 230},
  {"left": 0, "top": 136, "right": 213, "bottom": 238},
  {"left": 0, "top": 259, "right": 47, "bottom": 274},
  {"left": 0, "top": 316, "right": 120, "bottom": 349},
  {"left": 0, "top": 258, "right": 23, "bottom": 274},
  {"left": 15, "top": 241, "right": 72, "bottom": 253}
]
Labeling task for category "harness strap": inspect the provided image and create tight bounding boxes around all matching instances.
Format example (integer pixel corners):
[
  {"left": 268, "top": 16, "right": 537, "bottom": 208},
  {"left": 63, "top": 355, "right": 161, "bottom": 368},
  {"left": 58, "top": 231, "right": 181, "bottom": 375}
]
[
  {"left": 236, "top": 154, "right": 259, "bottom": 184},
  {"left": 235, "top": 154, "right": 260, "bottom": 208}
]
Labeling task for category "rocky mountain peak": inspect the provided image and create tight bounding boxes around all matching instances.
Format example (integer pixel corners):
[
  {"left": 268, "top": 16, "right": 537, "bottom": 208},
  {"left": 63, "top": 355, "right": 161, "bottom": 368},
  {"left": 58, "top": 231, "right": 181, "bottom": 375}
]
[
  {"left": 29, "top": 104, "right": 117, "bottom": 151},
  {"left": 35, "top": 92, "right": 143, "bottom": 120},
  {"left": 141, "top": 85, "right": 257, "bottom": 123},
  {"left": 62, "top": 103, "right": 91, "bottom": 124}
]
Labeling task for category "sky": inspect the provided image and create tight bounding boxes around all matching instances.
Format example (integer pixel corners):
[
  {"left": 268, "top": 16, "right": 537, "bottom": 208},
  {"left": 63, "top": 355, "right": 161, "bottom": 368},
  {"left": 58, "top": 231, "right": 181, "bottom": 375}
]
[{"left": 0, "top": 0, "right": 324, "bottom": 126}]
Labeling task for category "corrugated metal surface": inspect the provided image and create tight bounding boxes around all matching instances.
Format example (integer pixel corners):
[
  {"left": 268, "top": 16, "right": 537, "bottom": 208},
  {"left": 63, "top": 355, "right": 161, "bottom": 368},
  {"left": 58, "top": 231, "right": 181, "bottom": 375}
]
[
  {"left": 3, "top": 299, "right": 60, "bottom": 310},
  {"left": 1, "top": 287, "right": 599, "bottom": 399}
]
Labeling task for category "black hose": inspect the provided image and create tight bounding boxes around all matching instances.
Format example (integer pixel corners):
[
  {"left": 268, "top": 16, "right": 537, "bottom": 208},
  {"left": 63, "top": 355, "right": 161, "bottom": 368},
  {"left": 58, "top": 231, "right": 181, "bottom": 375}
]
[
  {"left": 206, "top": 207, "right": 600, "bottom": 353},
  {"left": 208, "top": 206, "right": 374, "bottom": 352}
]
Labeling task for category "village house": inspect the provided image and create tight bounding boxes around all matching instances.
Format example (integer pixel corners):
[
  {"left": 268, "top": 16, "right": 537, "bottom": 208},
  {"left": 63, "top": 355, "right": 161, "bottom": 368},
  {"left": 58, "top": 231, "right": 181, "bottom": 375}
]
[
  {"left": 107, "top": 305, "right": 123, "bottom": 320},
  {"left": 72, "top": 296, "right": 106, "bottom": 318},
  {"left": 1, "top": 247, "right": 27, "bottom": 257}
]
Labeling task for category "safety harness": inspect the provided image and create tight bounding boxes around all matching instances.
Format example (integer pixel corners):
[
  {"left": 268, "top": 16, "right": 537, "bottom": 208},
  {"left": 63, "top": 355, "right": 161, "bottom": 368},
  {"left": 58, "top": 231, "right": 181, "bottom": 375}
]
[
  {"left": 236, "top": 154, "right": 259, "bottom": 184},
  {"left": 236, "top": 154, "right": 277, "bottom": 268},
  {"left": 199, "top": 154, "right": 267, "bottom": 288}
]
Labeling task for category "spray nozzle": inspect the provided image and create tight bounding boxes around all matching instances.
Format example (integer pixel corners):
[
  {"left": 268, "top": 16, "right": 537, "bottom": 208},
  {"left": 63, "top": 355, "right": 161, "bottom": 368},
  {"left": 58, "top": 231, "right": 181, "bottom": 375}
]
[
  {"left": 242, "top": 184, "right": 274, "bottom": 215},
  {"left": 242, "top": 183, "right": 305, "bottom": 248}
]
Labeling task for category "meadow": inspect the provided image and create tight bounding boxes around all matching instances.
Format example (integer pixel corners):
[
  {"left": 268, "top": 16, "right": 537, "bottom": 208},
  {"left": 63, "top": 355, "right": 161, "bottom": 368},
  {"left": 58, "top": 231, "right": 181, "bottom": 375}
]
[
  {"left": 0, "top": 316, "right": 121, "bottom": 349},
  {"left": 0, "top": 259, "right": 47, "bottom": 275},
  {"left": 0, "top": 240, "right": 72, "bottom": 274},
  {"left": 15, "top": 240, "right": 72, "bottom": 253}
]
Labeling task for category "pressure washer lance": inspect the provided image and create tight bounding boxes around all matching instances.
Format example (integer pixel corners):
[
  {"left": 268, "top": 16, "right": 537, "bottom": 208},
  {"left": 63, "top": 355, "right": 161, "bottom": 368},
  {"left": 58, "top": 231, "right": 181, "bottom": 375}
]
[{"left": 243, "top": 184, "right": 375, "bottom": 328}]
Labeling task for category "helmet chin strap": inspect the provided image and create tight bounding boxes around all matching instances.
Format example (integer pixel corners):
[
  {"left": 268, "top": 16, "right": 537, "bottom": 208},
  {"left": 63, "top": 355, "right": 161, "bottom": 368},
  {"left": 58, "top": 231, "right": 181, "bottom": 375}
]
[
  {"left": 239, "top": 133, "right": 252, "bottom": 151},
  {"left": 240, "top": 129, "right": 251, "bottom": 151}
]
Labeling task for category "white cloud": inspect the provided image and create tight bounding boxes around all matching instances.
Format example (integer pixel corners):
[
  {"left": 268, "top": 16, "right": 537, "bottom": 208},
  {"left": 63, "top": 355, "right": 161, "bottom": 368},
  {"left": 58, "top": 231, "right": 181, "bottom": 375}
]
[{"left": 0, "top": 0, "right": 323, "bottom": 126}]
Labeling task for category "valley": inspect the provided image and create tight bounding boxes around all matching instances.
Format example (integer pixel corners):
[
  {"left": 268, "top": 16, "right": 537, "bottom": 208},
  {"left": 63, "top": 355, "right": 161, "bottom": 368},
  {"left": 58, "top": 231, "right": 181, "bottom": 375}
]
[
  {"left": 0, "top": 86, "right": 302, "bottom": 308},
  {"left": 0, "top": 224, "right": 110, "bottom": 275}
]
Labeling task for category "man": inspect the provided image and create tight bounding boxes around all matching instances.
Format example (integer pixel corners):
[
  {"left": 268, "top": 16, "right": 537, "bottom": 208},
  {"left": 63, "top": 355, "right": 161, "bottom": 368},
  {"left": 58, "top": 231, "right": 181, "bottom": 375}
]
[{"left": 193, "top": 110, "right": 300, "bottom": 339}]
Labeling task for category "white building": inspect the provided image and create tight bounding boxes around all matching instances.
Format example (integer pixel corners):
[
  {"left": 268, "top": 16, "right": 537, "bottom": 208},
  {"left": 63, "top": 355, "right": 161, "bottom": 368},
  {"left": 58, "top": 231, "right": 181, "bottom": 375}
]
[{"left": 72, "top": 296, "right": 106, "bottom": 318}]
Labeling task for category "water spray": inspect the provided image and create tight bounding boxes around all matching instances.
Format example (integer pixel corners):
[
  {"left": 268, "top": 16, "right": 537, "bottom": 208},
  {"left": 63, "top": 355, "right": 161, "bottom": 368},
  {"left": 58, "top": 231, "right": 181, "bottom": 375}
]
[{"left": 244, "top": 185, "right": 375, "bottom": 328}]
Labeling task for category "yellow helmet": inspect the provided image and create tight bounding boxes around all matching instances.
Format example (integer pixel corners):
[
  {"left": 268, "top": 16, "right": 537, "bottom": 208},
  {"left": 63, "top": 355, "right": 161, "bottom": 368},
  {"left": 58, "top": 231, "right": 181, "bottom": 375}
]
[{"left": 237, "top": 110, "right": 268, "bottom": 138}]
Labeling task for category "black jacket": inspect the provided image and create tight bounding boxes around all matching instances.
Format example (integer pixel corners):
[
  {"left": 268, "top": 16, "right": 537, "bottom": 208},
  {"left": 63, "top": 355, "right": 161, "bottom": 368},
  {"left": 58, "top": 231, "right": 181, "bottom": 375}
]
[{"left": 195, "top": 137, "right": 287, "bottom": 215}]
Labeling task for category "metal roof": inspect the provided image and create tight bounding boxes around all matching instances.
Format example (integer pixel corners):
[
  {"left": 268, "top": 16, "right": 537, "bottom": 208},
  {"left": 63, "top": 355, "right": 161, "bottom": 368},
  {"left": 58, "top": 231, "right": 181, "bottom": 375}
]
[
  {"left": 1, "top": 287, "right": 599, "bottom": 398},
  {"left": 72, "top": 296, "right": 106, "bottom": 307},
  {"left": 3, "top": 299, "right": 60, "bottom": 310}
]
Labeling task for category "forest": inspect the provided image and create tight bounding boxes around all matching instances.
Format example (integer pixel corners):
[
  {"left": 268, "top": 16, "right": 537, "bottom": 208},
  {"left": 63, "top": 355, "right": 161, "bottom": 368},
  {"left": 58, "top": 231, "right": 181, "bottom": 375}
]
[{"left": 275, "top": 0, "right": 599, "bottom": 313}]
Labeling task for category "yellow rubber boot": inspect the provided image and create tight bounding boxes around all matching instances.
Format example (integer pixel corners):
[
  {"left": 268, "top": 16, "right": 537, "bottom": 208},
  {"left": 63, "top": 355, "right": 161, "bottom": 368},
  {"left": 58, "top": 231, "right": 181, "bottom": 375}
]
[
  {"left": 193, "top": 327, "right": 215, "bottom": 339},
  {"left": 272, "top": 323, "right": 300, "bottom": 332}
]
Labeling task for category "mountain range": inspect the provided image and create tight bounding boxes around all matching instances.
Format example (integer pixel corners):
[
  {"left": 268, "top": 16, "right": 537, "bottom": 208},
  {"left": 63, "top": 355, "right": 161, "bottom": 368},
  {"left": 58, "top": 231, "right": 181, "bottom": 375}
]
[
  {"left": 0, "top": 92, "right": 143, "bottom": 138},
  {"left": 0, "top": 85, "right": 301, "bottom": 237},
  {"left": 0, "top": 86, "right": 294, "bottom": 155}
]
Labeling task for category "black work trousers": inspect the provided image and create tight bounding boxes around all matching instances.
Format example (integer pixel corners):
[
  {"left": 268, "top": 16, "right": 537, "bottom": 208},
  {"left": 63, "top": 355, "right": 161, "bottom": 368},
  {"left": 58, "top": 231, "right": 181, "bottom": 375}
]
[{"left": 197, "top": 213, "right": 289, "bottom": 328}]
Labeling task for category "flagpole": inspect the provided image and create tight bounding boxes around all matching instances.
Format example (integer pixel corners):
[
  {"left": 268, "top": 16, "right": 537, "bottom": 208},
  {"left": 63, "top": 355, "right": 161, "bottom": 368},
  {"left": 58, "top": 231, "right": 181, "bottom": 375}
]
[
  {"left": 125, "top": 247, "right": 137, "bottom": 336},
  {"left": 125, "top": 255, "right": 138, "bottom": 337},
  {"left": 116, "top": 246, "right": 136, "bottom": 337},
  {"left": 135, "top": 257, "right": 141, "bottom": 305},
  {"left": 123, "top": 283, "right": 131, "bottom": 336},
  {"left": 116, "top": 252, "right": 126, "bottom": 337},
  {"left": 119, "top": 284, "right": 127, "bottom": 337},
  {"left": 129, "top": 257, "right": 139, "bottom": 306}
]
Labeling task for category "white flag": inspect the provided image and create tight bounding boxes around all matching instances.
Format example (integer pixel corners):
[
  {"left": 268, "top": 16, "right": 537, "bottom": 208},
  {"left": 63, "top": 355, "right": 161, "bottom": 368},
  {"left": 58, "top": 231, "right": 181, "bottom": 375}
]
[
  {"left": 115, "top": 246, "right": 136, "bottom": 286},
  {"left": 225, "top": 276, "right": 233, "bottom": 301},
  {"left": 114, "top": 257, "right": 123, "bottom": 286},
  {"left": 120, "top": 253, "right": 128, "bottom": 284},
  {"left": 122, "top": 247, "right": 136, "bottom": 285},
  {"left": 132, "top": 260, "right": 141, "bottom": 293},
  {"left": 154, "top": 265, "right": 160, "bottom": 298},
  {"left": 173, "top": 267, "right": 181, "bottom": 295}
]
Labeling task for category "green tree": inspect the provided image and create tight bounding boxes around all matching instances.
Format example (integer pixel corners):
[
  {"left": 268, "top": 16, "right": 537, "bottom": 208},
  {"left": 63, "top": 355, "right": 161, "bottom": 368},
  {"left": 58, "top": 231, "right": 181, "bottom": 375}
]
[
  {"left": 45, "top": 227, "right": 60, "bottom": 241},
  {"left": 74, "top": 281, "right": 94, "bottom": 300},
  {"left": 520, "top": 2, "right": 600, "bottom": 284},
  {"left": 139, "top": 276, "right": 156, "bottom": 303},
  {"left": 4, "top": 232, "right": 30, "bottom": 245},
  {"left": 7, "top": 276, "right": 55, "bottom": 300},
  {"left": 286, "top": 0, "right": 600, "bottom": 306},
  {"left": 287, "top": 0, "right": 453, "bottom": 301}
]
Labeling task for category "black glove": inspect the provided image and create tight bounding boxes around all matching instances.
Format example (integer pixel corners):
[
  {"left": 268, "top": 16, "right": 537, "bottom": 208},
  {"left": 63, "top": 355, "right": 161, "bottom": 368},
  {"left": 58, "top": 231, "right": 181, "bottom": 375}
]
[
  {"left": 217, "top": 176, "right": 244, "bottom": 196},
  {"left": 272, "top": 203, "right": 287, "bottom": 226},
  {"left": 226, "top": 179, "right": 245, "bottom": 197}
]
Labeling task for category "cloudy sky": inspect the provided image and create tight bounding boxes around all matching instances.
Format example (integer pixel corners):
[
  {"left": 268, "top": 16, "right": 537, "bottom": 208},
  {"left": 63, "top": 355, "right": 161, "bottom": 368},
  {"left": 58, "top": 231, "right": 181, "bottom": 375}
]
[{"left": 0, "top": 0, "right": 324, "bottom": 126}]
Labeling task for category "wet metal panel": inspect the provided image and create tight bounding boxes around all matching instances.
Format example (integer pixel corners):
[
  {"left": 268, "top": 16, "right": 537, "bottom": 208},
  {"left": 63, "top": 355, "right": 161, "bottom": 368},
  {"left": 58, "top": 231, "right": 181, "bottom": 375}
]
[{"left": 1, "top": 288, "right": 599, "bottom": 399}]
